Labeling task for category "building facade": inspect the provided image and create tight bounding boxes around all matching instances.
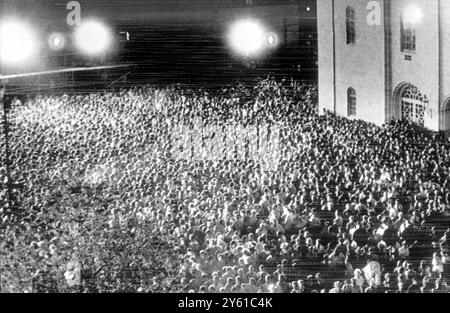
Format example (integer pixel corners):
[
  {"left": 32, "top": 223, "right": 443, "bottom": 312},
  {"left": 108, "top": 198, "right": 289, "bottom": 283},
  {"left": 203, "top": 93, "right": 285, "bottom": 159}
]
[{"left": 318, "top": 0, "right": 450, "bottom": 136}]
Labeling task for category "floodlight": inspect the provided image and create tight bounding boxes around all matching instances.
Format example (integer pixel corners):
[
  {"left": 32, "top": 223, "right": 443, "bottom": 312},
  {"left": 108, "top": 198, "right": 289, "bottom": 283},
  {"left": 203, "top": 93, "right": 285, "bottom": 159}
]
[
  {"left": 403, "top": 5, "right": 423, "bottom": 25},
  {"left": 267, "top": 34, "right": 277, "bottom": 46},
  {"left": 49, "top": 33, "right": 66, "bottom": 51},
  {"left": 74, "top": 20, "right": 112, "bottom": 56},
  {"left": 0, "top": 20, "right": 37, "bottom": 64},
  {"left": 228, "top": 19, "right": 266, "bottom": 56}
]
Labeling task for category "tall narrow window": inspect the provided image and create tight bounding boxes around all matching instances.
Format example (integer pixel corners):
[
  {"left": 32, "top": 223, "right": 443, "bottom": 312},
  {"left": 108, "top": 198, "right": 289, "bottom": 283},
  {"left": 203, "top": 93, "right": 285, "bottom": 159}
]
[
  {"left": 401, "top": 14, "right": 416, "bottom": 52},
  {"left": 347, "top": 88, "right": 357, "bottom": 116},
  {"left": 346, "top": 6, "right": 356, "bottom": 44}
]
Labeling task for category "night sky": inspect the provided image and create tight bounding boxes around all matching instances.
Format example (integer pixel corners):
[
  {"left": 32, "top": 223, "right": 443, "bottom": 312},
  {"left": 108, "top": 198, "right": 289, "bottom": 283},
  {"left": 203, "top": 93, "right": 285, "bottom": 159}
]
[{"left": 1, "top": 0, "right": 317, "bottom": 91}]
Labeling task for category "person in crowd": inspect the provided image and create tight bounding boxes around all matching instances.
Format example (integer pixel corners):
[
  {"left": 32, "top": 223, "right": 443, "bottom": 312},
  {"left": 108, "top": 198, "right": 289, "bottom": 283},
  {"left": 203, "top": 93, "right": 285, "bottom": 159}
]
[{"left": 1, "top": 77, "right": 449, "bottom": 293}]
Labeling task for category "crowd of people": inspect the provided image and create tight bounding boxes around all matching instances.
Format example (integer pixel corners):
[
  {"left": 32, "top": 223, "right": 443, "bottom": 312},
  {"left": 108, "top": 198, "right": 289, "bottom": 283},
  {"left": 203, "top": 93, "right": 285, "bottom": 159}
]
[{"left": 1, "top": 77, "right": 450, "bottom": 293}]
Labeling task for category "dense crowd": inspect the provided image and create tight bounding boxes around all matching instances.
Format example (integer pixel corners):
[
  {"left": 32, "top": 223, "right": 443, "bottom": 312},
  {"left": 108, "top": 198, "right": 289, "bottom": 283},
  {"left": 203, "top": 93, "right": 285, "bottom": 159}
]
[{"left": 1, "top": 77, "right": 450, "bottom": 293}]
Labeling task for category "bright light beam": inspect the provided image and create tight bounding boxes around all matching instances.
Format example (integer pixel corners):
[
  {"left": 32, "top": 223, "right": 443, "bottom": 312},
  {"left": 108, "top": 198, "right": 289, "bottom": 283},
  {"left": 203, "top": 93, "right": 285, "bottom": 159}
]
[
  {"left": 0, "top": 64, "right": 134, "bottom": 81},
  {"left": 0, "top": 20, "right": 37, "bottom": 64},
  {"left": 403, "top": 5, "right": 423, "bottom": 25},
  {"left": 74, "top": 20, "right": 112, "bottom": 56},
  {"left": 228, "top": 19, "right": 266, "bottom": 57}
]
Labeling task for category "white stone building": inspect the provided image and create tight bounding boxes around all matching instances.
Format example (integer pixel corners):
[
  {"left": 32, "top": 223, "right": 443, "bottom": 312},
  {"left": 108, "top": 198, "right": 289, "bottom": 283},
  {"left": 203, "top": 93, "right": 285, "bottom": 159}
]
[{"left": 318, "top": 0, "right": 450, "bottom": 136}]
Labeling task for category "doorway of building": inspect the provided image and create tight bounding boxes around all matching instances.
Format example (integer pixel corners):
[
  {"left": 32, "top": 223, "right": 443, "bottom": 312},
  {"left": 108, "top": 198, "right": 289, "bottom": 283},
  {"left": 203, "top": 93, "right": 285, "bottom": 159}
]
[{"left": 399, "top": 85, "right": 428, "bottom": 127}]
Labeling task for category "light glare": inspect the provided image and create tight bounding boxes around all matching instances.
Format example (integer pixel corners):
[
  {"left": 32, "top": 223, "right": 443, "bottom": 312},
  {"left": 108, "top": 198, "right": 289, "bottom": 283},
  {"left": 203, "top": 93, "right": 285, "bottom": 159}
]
[
  {"left": 229, "top": 19, "right": 266, "bottom": 56},
  {"left": 74, "top": 21, "right": 112, "bottom": 56},
  {"left": 0, "top": 20, "right": 36, "bottom": 64},
  {"left": 267, "top": 34, "right": 277, "bottom": 46},
  {"left": 403, "top": 5, "right": 423, "bottom": 25}
]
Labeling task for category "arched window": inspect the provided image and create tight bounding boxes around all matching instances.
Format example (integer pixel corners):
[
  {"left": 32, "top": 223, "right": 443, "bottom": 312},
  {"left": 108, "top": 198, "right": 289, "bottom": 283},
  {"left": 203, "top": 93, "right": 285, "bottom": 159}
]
[
  {"left": 346, "top": 6, "right": 356, "bottom": 44},
  {"left": 347, "top": 88, "right": 357, "bottom": 116},
  {"left": 400, "top": 13, "right": 416, "bottom": 52},
  {"left": 400, "top": 85, "right": 428, "bottom": 126}
]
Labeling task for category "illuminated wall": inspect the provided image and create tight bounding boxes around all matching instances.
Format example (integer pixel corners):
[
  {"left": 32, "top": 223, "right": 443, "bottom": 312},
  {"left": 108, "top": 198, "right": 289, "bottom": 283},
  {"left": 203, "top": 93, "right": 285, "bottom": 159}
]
[{"left": 318, "top": 0, "right": 450, "bottom": 133}]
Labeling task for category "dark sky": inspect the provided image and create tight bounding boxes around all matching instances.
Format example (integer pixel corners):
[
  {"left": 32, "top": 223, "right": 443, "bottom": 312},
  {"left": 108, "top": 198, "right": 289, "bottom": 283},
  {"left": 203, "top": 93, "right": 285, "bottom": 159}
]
[
  {"left": 1, "top": 0, "right": 317, "bottom": 90},
  {"left": 2, "top": 0, "right": 315, "bottom": 21}
]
